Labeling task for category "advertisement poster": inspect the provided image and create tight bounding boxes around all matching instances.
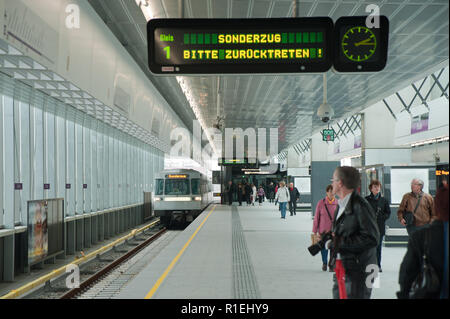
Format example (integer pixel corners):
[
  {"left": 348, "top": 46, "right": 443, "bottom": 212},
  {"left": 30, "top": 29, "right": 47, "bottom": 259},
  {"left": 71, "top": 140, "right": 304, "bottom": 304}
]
[
  {"left": 411, "top": 113, "right": 429, "bottom": 134},
  {"left": 354, "top": 135, "right": 362, "bottom": 149},
  {"left": 28, "top": 201, "right": 48, "bottom": 264}
]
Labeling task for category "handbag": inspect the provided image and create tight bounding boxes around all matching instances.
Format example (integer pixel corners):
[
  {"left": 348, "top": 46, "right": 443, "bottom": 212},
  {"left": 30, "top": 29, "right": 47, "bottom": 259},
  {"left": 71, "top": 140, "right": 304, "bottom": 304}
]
[
  {"left": 409, "top": 227, "right": 441, "bottom": 299},
  {"left": 404, "top": 195, "right": 422, "bottom": 226}
]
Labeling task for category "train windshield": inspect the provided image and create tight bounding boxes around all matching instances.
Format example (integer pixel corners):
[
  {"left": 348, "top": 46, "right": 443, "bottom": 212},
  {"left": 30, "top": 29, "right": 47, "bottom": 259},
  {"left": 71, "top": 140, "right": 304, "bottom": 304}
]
[
  {"left": 155, "top": 179, "right": 164, "bottom": 195},
  {"left": 191, "top": 179, "right": 200, "bottom": 195},
  {"left": 165, "top": 179, "right": 190, "bottom": 195}
]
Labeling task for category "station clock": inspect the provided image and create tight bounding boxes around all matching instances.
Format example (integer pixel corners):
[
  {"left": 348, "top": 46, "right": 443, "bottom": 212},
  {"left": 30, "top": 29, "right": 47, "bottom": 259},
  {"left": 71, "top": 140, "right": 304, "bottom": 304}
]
[{"left": 333, "top": 16, "right": 389, "bottom": 72}]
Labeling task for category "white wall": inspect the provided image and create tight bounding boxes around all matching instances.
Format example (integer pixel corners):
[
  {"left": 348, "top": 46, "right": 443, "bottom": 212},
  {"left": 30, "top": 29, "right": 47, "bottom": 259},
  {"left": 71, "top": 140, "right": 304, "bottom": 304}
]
[{"left": 0, "top": 0, "right": 186, "bottom": 145}]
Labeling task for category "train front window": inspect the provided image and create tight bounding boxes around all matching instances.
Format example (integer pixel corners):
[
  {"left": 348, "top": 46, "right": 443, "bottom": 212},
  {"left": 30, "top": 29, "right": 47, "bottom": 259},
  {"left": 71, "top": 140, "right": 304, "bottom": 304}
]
[
  {"left": 155, "top": 179, "right": 164, "bottom": 195},
  {"left": 165, "top": 179, "right": 190, "bottom": 195},
  {"left": 191, "top": 179, "right": 200, "bottom": 195}
]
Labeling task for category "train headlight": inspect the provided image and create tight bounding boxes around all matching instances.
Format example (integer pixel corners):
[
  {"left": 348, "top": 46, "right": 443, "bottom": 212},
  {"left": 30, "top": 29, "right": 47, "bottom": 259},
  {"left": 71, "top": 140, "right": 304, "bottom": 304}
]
[
  {"left": 154, "top": 197, "right": 162, "bottom": 201},
  {"left": 194, "top": 196, "right": 201, "bottom": 201}
]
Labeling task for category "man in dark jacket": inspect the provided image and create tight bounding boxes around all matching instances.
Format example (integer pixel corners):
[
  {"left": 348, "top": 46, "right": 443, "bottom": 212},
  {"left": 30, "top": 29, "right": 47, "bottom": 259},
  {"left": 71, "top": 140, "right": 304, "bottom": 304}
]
[
  {"left": 225, "top": 181, "right": 234, "bottom": 205},
  {"left": 245, "top": 183, "right": 252, "bottom": 206},
  {"left": 288, "top": 183, "right": 300, "bottom": 216},
  {"left": 328, "top": 166, "right": 380, "bottom": 299},
  {"left": 365, "top": 180, "right": 391, "bottom": 272}
]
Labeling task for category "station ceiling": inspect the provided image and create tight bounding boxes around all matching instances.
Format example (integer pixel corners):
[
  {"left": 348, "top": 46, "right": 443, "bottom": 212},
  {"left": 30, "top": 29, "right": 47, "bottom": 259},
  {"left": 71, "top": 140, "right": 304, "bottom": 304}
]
[{"left": 88, "top": 0, "right": 449, "bottom": 155}]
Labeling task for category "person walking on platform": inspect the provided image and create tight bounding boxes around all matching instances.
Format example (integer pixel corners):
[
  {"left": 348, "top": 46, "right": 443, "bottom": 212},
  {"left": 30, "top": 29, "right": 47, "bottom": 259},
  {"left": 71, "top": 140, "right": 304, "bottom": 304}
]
[
  {"left": 397, "top": 178, "right": 448, "bottom": 299},
  {"left": 328, "top": 166, "right": 379, "bottom": 299},
  {"left": 275, "top": 181, "right": 290, "bottom": 219},
  {"left": 268, "top": 182, "right": 275, "bottom": 203},
  {"left": 312, "top": 185, "right": 337, "bottom": 271},
  {"left": 398, "top": 178, "right": 435, "bottom": 235},
  {"left": 237, "top": 183, "right": 244, "bottom": 206},
  {"left": 245, "top": 183, "right": 252, "bottom": 206},
  {"left": 251, "top": 184, "right": 257, "bottom": 206},
  {"left": 225, "top": 181, "right": 234, "bottom": 206},
  {"left": 365, "top": 179, "right": 391, "bottom": 272},
  {"left": 288, "top": 182, "right": 300, "bottom": 216},
  {"left": 257, "top": 185, "right": 265, "bottom": 206}
]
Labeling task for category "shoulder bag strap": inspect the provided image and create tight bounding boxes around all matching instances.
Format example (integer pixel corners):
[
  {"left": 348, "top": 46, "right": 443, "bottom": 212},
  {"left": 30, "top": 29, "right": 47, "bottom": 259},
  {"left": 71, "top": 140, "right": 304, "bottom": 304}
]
[
  {"left": 413, "top": 194, "right": 422, "bottom": 215},
  {"left": 324, "top": 199, "right": 333, "bottom": 222}
]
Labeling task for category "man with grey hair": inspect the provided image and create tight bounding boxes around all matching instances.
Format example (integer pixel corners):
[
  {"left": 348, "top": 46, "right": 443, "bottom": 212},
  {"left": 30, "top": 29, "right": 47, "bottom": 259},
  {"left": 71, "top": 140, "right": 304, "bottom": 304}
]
[{"left": 398, "top": 178, "right": 436, "bottom": 235}]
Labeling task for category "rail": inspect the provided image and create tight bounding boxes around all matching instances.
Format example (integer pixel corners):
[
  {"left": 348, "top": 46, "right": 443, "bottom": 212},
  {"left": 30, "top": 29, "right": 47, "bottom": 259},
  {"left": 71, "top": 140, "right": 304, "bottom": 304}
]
[{"left": 0, "top": 219, "right": 160, "bottom": 299}]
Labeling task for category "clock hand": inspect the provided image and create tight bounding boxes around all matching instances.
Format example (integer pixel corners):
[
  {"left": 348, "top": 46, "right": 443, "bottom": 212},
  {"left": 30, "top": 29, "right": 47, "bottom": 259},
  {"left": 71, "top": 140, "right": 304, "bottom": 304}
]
[{"left": 354, "top": 38, "right": 372, "bottom": 47}]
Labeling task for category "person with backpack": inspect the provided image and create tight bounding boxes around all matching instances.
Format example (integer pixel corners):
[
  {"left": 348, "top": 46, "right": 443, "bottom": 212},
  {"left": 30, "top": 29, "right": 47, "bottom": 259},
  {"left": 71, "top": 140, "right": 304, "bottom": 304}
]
[
  {"left": 275, "top": 181, "right": 290, "bottom": 219},
  {"left": 312, "top": 185, "right": 338, "bottom": 271}
]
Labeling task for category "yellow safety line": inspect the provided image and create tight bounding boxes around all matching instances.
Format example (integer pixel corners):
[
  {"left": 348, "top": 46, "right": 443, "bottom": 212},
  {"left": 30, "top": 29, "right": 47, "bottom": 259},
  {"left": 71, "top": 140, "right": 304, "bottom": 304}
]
[
  {"left": 144, "top": 204, "right": 217, "bottom": 299},
  {"left": 0, "top": 219, "right": 160, "bottom": 299}
]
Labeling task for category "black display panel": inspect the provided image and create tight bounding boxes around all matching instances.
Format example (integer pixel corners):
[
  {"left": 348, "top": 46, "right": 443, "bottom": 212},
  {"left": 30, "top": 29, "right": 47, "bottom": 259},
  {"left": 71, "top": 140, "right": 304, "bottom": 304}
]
[
  {"left": 333, "top": 16, "right": 389, "bottom": 72},
  {"left": 147, "top": 18, "right": 334, "bottom": 74}
]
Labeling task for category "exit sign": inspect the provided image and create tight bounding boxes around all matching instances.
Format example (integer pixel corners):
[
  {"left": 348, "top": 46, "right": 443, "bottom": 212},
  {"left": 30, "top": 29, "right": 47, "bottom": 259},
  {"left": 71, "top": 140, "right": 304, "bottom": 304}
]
[{"left": 322, "top": 129, "right": 335, "bottom": 141}]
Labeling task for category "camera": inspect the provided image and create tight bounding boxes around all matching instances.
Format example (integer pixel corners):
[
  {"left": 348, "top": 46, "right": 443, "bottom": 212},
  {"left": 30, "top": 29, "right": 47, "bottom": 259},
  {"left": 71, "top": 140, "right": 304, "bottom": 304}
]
[
  {"left": 317, "top": 103, "right": 334, "bottom": 123},
  {"left": 308, "top": 232, "right": 333, "bottom": 256}
]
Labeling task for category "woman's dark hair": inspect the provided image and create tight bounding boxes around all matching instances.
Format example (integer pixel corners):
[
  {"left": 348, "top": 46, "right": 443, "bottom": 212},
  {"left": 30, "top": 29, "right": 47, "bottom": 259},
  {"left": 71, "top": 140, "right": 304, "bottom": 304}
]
[
  {"left": 326, "top": 184, "right": 333, "bottom": 192},
  {"left": 369, "top": 179, "right": 381, "bottom": 190},
  {"left": 335, "top": 166, "right": 361, "bottom": 190}
]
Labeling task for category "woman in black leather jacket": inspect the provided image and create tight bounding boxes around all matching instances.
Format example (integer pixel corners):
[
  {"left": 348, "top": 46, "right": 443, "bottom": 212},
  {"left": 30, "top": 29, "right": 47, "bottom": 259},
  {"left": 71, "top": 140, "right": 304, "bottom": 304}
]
[
  {"left": 365, "top": 179, "right": 391, "bottom": 272},
  {"left": 397, "top": 180, "right": 448, "bottom": 299}
]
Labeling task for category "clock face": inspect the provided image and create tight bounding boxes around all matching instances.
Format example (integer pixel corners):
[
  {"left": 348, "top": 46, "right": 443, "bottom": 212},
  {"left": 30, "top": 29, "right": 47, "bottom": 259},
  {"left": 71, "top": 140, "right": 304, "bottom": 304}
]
[{"left": 341, "top": 26, "right": 377, "bottom": 62}]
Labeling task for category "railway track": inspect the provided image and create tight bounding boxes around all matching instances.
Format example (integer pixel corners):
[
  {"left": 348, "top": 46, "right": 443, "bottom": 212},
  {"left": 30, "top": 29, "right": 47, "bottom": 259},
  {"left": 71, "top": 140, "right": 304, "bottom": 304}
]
[
  {"left": 23, "top": 221, "right": 167, "bottom": 299},
  {"left": 60, "top": 228, "right": 167, "bottom": 299}
]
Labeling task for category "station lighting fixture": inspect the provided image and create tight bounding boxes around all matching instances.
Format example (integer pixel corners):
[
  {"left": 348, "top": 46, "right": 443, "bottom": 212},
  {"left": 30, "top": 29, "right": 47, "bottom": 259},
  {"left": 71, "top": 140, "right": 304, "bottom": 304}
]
[
  {"left": 410, "top": 136, "right": 449, "bottom": 147},
  {"left": 164, "top": 197, "right": 192, "bottom": 202},
  {"left": 176, "top": 76, "right": 219, "bottom": 157}
]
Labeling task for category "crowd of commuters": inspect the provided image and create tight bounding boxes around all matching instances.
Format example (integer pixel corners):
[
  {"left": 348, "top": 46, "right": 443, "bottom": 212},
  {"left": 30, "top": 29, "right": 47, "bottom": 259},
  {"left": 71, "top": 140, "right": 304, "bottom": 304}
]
[
  {"left": 224, "top": 180, "right": 299, "bottom": 210},
  {"left": 224, "top": 166, "right": 448, "bottom": 299},
  {"left": 310, "top": 166, "right": 447, "bottom": 299}
]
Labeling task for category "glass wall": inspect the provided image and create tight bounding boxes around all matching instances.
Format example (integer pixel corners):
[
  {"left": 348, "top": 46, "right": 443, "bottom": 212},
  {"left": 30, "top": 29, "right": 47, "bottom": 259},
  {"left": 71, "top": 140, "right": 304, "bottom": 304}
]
[{"left": 0, "top": 73, "right": 164, "bottom": 228}]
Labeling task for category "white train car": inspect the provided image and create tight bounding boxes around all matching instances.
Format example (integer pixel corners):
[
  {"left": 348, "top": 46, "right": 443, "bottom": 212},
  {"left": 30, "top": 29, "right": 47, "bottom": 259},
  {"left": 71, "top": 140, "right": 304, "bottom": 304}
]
[{"left": 154, "top": 169, "right": 213, "bottom": 226}]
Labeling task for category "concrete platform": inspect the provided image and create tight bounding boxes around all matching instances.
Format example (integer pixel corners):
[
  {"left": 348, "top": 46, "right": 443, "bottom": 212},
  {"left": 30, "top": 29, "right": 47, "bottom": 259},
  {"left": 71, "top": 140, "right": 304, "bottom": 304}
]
[{"left": 116, "top": 202, "right": 407, "bottom": 299}]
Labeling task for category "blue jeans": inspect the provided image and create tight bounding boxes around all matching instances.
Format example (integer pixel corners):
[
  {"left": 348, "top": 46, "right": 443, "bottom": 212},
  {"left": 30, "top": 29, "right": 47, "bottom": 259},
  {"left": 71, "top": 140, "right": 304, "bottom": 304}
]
[
  {"left": 376, "top": 235, "right": 383, "bottom": 267},
  {"left": 321, "top": 248, "right": 328, "bottom": 265},
  {"left": 280, "top": 202, "right": 287, "bottom": 218}
]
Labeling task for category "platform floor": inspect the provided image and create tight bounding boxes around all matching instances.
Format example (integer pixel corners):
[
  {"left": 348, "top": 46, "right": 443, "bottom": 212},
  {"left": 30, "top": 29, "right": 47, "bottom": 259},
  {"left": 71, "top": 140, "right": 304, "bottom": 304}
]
[{"left": 116, "top": 202, "right": 407, "bottom": 299}]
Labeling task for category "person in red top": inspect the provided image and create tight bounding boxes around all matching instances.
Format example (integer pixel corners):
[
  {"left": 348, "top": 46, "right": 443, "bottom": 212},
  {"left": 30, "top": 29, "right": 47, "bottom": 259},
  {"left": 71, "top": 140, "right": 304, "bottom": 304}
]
[{"left": 312, "top": 184, "right": 338, "bottom": 271}]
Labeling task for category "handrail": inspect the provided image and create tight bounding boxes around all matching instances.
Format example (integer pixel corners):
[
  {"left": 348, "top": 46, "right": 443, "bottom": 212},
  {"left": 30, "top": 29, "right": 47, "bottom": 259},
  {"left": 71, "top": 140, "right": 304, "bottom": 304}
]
[{"left": 0, "top": 219, "right": 159, "bottom": 299}]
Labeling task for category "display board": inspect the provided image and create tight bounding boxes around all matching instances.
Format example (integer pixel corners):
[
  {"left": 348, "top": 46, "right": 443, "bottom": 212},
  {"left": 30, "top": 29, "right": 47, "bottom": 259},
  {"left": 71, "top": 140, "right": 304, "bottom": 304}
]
[
  {"left": 333, "top": 16, "right": 389, "bottom": 72},
  {"left": 390, "top": 168, "right": 429, "bottom": 204},
  {"left": 322, "top": 128, "right": 335, "bottom": 141},
  {"left": 294, "top": 177, "right": 311, "bottom": 194},
  {"left": 148, "top": 17, "right": 333, "bottom": 74},
  {"left": 27, "top": 198, "right": 64, "bottom": 265},
  {"left": 28, "top": 201, "right": 48, "bottom": 264}
]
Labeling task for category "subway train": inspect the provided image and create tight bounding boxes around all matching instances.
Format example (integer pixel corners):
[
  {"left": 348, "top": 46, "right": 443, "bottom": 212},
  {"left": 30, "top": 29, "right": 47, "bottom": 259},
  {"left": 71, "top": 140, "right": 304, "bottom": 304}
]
[{"left": 154, "top": 169, "right": 213, "bottom": 227}]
